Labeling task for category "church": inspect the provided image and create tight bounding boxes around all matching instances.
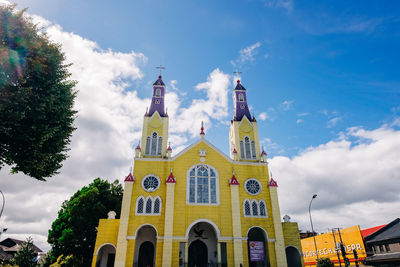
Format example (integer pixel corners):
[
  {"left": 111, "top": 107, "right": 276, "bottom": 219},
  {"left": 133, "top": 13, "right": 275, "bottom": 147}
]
[{"left": 91, "top": 75, "right": 304, "bottom": 267}]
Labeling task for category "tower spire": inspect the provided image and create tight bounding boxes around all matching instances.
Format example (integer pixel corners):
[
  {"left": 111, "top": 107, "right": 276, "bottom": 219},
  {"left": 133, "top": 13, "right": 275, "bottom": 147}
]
[
  {"left": 233, "top": 79, "right": 251, "bottom": 121},
  {"left": 148, "top": 73, "right": 166, "bottom": 117}
]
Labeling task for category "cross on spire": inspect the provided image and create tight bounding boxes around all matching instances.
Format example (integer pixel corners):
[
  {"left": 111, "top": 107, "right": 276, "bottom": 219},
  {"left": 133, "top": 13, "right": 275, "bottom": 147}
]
[
  {"left": 233, "top": 69, "right": 242, "bottom": 76},
  {"left": 156, "top": 65, "right": 165, "bottom": 75}
]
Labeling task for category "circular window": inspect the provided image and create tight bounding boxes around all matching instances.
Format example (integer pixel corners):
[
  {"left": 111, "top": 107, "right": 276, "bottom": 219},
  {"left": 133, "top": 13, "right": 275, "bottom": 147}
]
[
  {"left": 245, "top": 178, "right": 262, "bottom": 195},
  {"left": 142, "top": 175, "right": 160, "bottom": 192}
]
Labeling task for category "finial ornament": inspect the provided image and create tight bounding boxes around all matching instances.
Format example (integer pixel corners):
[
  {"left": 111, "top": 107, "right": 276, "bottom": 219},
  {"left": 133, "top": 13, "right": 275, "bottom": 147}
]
[
  {"left": 200, "top": 121, "right": 205, "bottom": 137},
  {"left": 156, "top": 65, "right": 165, "bottom": 76}
]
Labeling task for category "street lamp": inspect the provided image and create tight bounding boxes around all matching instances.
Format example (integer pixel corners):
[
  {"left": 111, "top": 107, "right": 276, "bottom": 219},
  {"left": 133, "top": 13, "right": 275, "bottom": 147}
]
[{"left": 309, "top": 194, "right": 319, "bottom": 265}]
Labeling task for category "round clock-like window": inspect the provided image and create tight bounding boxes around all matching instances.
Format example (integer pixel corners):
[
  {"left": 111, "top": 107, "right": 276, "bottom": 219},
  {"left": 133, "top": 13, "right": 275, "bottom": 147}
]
[
  {"left": 142, "top": 175, "right": 160, "bottom": 192},
  {"left": 245, "top": 178, "right": 262, "bottom": 195}
]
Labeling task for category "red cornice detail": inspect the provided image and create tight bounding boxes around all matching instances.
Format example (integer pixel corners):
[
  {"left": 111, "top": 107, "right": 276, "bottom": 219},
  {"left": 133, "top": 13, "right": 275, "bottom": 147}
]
[
  {"left": 229, "top": 175, "right": 240, "bottom": 185},
  {"left": 136, "top": 144, "right": 141, "bottom": 151},
  {"left": 124, "top": 173, "right": 135, "bottom": 182},
  {"left": 268, "top": 177, "right": 278, "bottom": 187},
  {"left": 166, "top": 172, "right": 176, "bottom": 183},
  {"left": 233, "top": 147, "right": 237, "bottom": 154}
]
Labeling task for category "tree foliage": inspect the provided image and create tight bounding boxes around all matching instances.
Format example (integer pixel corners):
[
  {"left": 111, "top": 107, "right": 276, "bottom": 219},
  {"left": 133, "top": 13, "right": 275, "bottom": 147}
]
[
  {"left": 317, "top": 257, "right": 335, "bottom": 267},
  {"left": 13, "top": 237, "right": 37, "bottom": 267},
  {"left": 47, "top": 178, "right": 123, "bottom": 267},
  {"left": 0, "top": 4, "right": 77, "bottom": 180}
]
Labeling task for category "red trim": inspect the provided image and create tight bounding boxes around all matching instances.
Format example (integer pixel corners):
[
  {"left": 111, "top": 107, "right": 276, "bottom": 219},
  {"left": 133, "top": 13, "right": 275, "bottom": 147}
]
[
  {"left": 167, "top": 145, "right": 172, "bottom": 151},
  {"left": 229, "top": 175, "right": 240, "bottom": 185},
  {"left": 135, "top": 144, "right": 141, "bottom": 150},
  {"left": 268, "top": 177, "right": 278, "bottom": 187},
  {"left": 124, "top": 173, "right": 134, "bottom": 182},
  {"left": 166, "top": 172, "right": 176, "bottom": 183},
  {"left": 233, "top": 148, "right": 237, "bottom": 154}
]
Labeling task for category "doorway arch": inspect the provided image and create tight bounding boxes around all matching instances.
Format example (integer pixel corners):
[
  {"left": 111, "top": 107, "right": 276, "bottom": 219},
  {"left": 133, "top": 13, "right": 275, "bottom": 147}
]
[
  {"left": 134, "top": 225, "right": 157, "bottom": 267},
  {"left": 285, "top": 246, "right": 302, "bottom": 267},
  {"left": 187, "top": 221, "right": 218, "bottom": 267},
  {"left": 247, "top": 227, "right": 270, "bottom": 267},
  {"left": 96, "top": 244, "right": 116, "bottom": 267}
]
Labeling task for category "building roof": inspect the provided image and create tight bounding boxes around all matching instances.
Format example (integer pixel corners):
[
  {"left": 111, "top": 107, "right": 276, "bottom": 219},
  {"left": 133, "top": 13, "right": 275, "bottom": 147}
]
[
  {"left": 0, "top": 238, "right": 42, "bottom": 253},
  {"left": 364, "top": 252, "right": 400, "bottom": 264},
  {"left": 361, "top": 224, "right": 386, "bottom": 238},
  {"left": 153, "top": 75, "right": 165, "bottom": 86},
  {"left": 234, "top": 81, "right": 246, "bottom": 91},
  {"left": 365, "top": 218, "right": 400, "bottom": 244}
]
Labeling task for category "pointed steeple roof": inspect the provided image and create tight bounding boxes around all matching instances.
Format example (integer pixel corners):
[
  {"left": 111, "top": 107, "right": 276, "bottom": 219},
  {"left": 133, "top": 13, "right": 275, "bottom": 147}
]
[
  {"left": 153, "top": 75, "right": 165, "bottom": 86},
  {"left": 234, "top": 80, "right": 246, "bottom": 90}
]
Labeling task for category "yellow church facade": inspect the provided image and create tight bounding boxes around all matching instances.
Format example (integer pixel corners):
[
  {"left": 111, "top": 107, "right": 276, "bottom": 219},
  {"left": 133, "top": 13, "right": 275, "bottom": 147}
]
[{"left": 92, "top": 75, "right": 303, "bottom": 267}]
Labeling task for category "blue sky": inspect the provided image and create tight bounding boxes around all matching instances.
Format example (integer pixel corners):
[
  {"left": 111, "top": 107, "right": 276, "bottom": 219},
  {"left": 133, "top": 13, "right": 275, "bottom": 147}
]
[
  {"left": 15, "top": 0, "right": 400, "bottom": 156},
  {"left": 1, "top": 0, "right": 400, "bottom": 250}
]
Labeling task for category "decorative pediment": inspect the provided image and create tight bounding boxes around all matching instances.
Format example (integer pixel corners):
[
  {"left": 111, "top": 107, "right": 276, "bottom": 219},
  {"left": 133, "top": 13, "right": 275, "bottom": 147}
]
[
  {"left": 124, "top": 172, "right": 135, "bottom": 182},
  {"left": 229, "top": 174, "right": 240, "bottom": 185},
  {"left": 149, "top": 111, "right": 163, "bottom": 128},
  {"left": 239, "top": 116, "right": 253, "bottom": 133},
  {"left": 166, "top": 172, "right": 176, "bottom": 183},
  {"left": 268, "top": 177, "right": 278, "bottom": 187}
]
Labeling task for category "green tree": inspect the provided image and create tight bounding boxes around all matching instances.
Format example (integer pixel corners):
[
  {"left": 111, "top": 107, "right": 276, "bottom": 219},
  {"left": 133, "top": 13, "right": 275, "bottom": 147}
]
[
  {"left": 317, "top": 257, "right": 335, "bottom": 267},
  {"left": 0, "top": 4, "right": 77, "bottom": 180},
  {"left": 47, "top": 178, "right": 123, "bottom": 267},
  {"left": 13, "top": 237, "right": 37, "bottom": 267}
]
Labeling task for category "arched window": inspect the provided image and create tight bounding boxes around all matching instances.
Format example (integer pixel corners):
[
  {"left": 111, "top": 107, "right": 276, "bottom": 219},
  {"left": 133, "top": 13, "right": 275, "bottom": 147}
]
[
  {"left": 155, "top": 88, "right": 161, "bottom": 97},
  {"left": 145, "top": 198, "right": 152, "bottom": 214},
  {"left": 244, "top": 200, "right": 251, "bottom": 216},
  {"left": 187, "top": 164, "right": 218, "bottom": 204},
  {"left": 145, "top": 132, "right": 162, "bottom": 155},
  {"left": 238, "top": 93, "right": 244, "bottom": 102},
  {"left": 252, "top": 201, "right": 258, "bottom": 216},
  {"left": 241, "top": 136, "right": 256, "bottom": 159},
  {"left": 137, "top": 197, "right": 144, "bottom": 214},
  {"left": 153, "top": 198, "right": 161, "bottom": 214},
  {"left": 259, "top": 200, "right": 267, "bottom": 217}
]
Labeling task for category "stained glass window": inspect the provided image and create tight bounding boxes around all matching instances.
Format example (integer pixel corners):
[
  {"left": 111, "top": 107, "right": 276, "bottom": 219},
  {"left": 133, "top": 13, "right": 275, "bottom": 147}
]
[
  {"left": 252, "top": 201, "right": 258, "bottom": 216},
  {"left": 259, "top": 201, "right": 266, "bottom": 216},
  {"left": 244, "top": 200, "right": 251, "bottom": 216},
  {"left": 245, "top": 179, "right": 261, "bottom": 195},
  {"left": 188, "top": 165, "right": 218, "bottom": 204},
  {"left": 142, "top": 176, "right": 160, "bottom": 192},
  {"left": 153, "top": 198, "right": 160, "bottom": 214},
  {"left": 137, "top": 198, "right": 144, "bottom": 214},
  {"left": 145, "top": 198, "right": 152, "bottom": 213}
]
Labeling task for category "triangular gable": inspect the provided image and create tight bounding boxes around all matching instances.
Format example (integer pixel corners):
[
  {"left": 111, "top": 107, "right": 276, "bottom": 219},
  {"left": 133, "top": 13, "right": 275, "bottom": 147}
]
[
  {"left": 268, "top": 178, "right": 278, "bottom": 187},
  {"left": 172, "top": 138, "right": 232, "bottom": 162},
  {"left": 239, "top": 115, "right": 253, "bottom": 133},
  {"left": 149, "top": 110, "right": 163, "bottom": 128},
  {"left": 229, "top": 175, "right": 239, "bottom": 185},
  {"left": 124, "top": 173, "right": 135, "bottom": 182},
  {"left": 166, "top": 172, "right": 176, "bottom": 183}
]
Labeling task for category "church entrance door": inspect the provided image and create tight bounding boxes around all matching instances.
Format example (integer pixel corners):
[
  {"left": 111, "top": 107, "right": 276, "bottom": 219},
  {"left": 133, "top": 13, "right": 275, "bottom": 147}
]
[
  {"left": 138, "top": 241, "right": 154, "bottom": 267},
  {"left": 188, "top": 239, "right": 208, "bottom": 267}
]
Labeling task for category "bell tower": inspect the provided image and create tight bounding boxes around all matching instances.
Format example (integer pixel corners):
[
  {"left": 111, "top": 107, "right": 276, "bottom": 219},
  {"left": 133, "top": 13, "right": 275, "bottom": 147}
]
[
  {"left": 229, "top": 80, "right": 261, "bottom": 161},
  {"left": 140, "top": 75, "right": 169, "bottom": 158}
]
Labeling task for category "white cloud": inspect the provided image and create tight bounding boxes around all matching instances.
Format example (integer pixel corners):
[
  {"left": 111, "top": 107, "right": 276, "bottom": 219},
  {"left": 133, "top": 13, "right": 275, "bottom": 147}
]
[
  {"left": 280, "top": 100, "right": 294, "bottom": 110},
  {"left": 264, "top": 0, "right": 294, "bottom": 13},
  {"left": 259, "top": 112, "right": 269, "bottom": 121},
  {"left": 327, "top": 116, "right": 341, "bottom": 128},
  {"left": 271, "top": 123, "right": 400, "bottom": 232},
  {"left": 231, "top": 42, "right": 261, "bottom": 67},
  {"left": 296, "top": 119, "right": 303, "bottom": 124},
  {"left": 297, "top": 112, "right": 309, "bottom": 117}
]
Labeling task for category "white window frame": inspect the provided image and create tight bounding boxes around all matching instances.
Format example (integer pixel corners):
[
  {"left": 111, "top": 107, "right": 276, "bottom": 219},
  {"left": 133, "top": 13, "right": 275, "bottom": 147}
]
[
  {"left": 142, "top": 174, "right": 161, "bottom": 192},
  {"left": 155, "top": 88, "right": 161, "bottom": 97},
  {"left": 244, "top": 178, "right": 262, "bottom": 196},
  {"left": 238, "top": 93, "right": 244, "bottom": 102},
  {"left": 186, "top": 164, "right": 220, "bottom": 205},
  {"left": 135, "top": 195, "right": 162, "bottom": 216}
]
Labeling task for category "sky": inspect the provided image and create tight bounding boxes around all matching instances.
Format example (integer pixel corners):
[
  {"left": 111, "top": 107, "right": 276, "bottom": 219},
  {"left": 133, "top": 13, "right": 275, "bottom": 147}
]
[{"left": 1, "top": 0, "right": 400, "bottom": 251}]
